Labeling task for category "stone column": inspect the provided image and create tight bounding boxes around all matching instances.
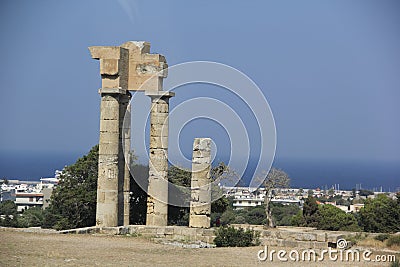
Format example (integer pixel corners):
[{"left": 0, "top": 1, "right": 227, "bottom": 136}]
[
  {"left": 145, "top": 91, "right": 175, "bottom": 226},
  {"left": 89, "top": 41, "right": 169, "bottom": 227},
  {"left": 89, "top": 46, "right": 130, "bottom": 227},
  {"left": 120, "top": 93, "right": 131, "bottom": 226},
  {"left": 189, "top": 138, "right": 212, "bottom": 228}
]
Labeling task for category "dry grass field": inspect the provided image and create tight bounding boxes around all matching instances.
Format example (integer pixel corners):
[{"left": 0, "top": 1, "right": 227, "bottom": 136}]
[{"left": 0, "top": 230, "right": 398, "bottom": 267}]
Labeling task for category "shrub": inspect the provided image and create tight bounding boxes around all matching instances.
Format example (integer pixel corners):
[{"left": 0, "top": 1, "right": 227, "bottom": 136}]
[
  {"left": 245, "top": 206, "right": 265, "bottom": 225},
  {"left": 387, "top": 235, "right": 400, "bottom": 248},
  {"left": 219, "top": 210, "right": 236, "bottom": 226},
  {"left": 374, "top": 233, "right": 390, "bottom": 242},
  {"left": 317, "top": 204, "right": 361, "bottom": 231},
  {"left": 390, "top": 259, "right": 399, "bottom": 267},
  {"left": 214, "top": 226, "right": 260, "bottom": 247},
  {"left": 359, "top": 194, "right": 400, "bottom": 233},
  {"left": 0, "top": 215, "right": 19, "bottom": 227},
  {"left": 233, "top": 215, "right": 246, "bottom": 224},
  {"left": 291, "top": 210, "right": 306, "bottom": 226},
  {"left": 271, "top": 203, "right": 300, "bottom": 226},
  {"left": 210, "top": 212, "right": 221, "bottom": 227},
  {"left": 17, "top": 207, "right": 44, "bottom": 228},
  {"left": 345, "top": 233, "right": 367, "bottom": 245},
  {"left": 53, "top": 217, "right": 72, "bottom": 231}
]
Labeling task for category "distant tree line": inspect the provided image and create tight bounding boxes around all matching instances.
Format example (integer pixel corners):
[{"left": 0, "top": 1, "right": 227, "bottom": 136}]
[
  {"left": 214, "top": 201, "right": 300, "bottom": 227},
  {"left": 0, "top": 201, "right": 44, "bottom": 228},
  {"left": 291, "top": 195, "right": 400, "bottom": 233}
]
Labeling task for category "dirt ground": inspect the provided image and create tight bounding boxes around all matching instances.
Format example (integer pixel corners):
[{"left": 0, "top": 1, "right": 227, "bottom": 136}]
[{"left": 0, "top": 230, "right": 398, "bottom": 267}]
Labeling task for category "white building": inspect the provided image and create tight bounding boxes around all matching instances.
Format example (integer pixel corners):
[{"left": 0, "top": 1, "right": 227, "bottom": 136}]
[
  {"left": 1, "top": 184, "right": 15, "bottom": 191},
  {"left": 15, "top": 192, "right": 44, "bottom": 212},
  {"left": 233, "top": 195, "right": 265, "bottom": 209},
  {"left": 325, "top": 203, "right": 365, "bottom": 213},
  {"left": 271, "top": 196, "right": 302, "bottom": 206},
  {"left": 221, "top": 186, "right": 302, "bottom": 210}
]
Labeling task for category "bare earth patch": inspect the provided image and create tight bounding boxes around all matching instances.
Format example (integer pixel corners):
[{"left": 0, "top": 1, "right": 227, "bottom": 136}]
[{"left": 0, "top": 231, "right": 398, "bottom": 266}]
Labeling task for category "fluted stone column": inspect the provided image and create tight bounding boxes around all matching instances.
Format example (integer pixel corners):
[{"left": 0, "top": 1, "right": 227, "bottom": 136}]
[
  {"left": 89, "top": 46, "right": 130, "bottom": 227},
  {"left": 189, "top": 138, "right": 212, "bottom": 228},
  {"left": 146, "top": 91, "right": 175, "bottom": 226},
  {"left": 120, "top": 93, "right": 131, "bottom": 226}
]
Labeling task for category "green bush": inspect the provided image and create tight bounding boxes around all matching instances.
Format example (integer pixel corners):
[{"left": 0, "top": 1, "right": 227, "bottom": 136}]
[
  {"left": 359, "top": 194, "right": 400, "bottom": 233},
  {"left": 387, "top": 235, "right": 400, "bottom": 247},
  {"left": 345, "top": 233, "right": 367, "bottom": 245},
  {"left": 374, "top": 233, "right": 390, "bottom": 242},
  {"left": 53, "top": 217, "right": 72, "bottom": 231},
  {"left": 291, "top": 210, "right": 306, "bottom": 226},
  {"left": 219, "top": 210, "right": 236, "bottom": 226},
  {"left": 233, "top": 215, "right": 246, "bottom": 224},
  {"left": 317, "top": 204, "right": 361, "bottom": 231},
  {"left": 214, "top": 226, "right": 260, "bottom": 247},
  {"left": 210, "top": 212, "right": 221, "bottom": 227},
  {"left": 271, "top": 203, "right": 300, "bottom": 226},
  {"left": 245, "top": 206, "right": 265, "bottom": 225},
  {"left": 390, "top": 259, "right": 399, "bottom": 267},
  {"left": 17, "top": 207, "right": 44, "bottom": 227}
]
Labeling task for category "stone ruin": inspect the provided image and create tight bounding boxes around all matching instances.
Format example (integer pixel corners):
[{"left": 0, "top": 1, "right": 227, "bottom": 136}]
[
  {"left": 189, "top": 138, "right": 212, "bottom": 228},
  {"left": 89, "top": 41, "right": 211, "bottom": 228},
  {"left": 59, "top": 41, "right": 346, "bottom": 250}
]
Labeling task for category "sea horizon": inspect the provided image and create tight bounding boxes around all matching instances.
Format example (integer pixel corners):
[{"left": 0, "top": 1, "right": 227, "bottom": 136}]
[{"left": 1, "top": 151, "right": 399, "bottom": 192}]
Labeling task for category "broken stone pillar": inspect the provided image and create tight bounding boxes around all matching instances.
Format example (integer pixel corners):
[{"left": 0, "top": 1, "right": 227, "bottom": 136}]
[
  {"left": 146, "top": 91, "right": 175, "bottom": 226},
  {"left": 189, "top": 138, "right": 212, "bottom": 228},
  {"left": 89, "top": 46, "right": 131, "bottom": 227},
  {"left": 120, "top": 41, "right": 168, "bottom": 92}
]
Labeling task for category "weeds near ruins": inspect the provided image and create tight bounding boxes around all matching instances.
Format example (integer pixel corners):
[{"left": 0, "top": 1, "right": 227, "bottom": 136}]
[{"left": 214, "top": 226, "right": 260, "bottom": 247}]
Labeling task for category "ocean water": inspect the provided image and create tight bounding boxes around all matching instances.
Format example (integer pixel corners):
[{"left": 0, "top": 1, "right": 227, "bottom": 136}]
[
  {"left": 0, "top": 151, "right": 399, "bottom": 192},
  {"left": 272, "top": 158, "right": 400, "bottom": 192},
  {"left": 0, "top": 151, "right": 82, "bottom": 181}
]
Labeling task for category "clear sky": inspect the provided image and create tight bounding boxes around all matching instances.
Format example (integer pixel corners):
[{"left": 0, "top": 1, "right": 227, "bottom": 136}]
[{"left": 0, "top": 0, "right": 399, "bottom": 171}]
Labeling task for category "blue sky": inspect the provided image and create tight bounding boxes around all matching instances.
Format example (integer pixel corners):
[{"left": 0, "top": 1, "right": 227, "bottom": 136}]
[{"left": 0, "top": 0, "right": 399, "bottom": 171}]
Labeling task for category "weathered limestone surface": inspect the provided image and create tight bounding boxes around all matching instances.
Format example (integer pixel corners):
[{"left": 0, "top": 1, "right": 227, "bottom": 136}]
[
  {"left": 146, "top": 91, "right": 175, "bottom": 226},
  {"left": 90, "top": 41, "right": 168, "bottom": 227},
  {"left": 96, "top": 92, "right": 132, "bottom": 227},
  {"left": 120, "top": 94, "right": 131, "bottom": 226},
  {"left": 90, "top": 46, "right": 131, "bottom": 227},
  {"left": 121, "top": 41, "right": 167, "bottom": 92},
  {"left": 89, "top": 46, "right": 129, "bottom": 91},
  {"left": 189, "top": 138, "right": 212, "bottom": 228}
]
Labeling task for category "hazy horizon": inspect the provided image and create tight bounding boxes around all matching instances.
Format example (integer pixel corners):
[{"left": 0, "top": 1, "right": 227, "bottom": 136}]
[{"left": 1, "top": 150, "right": 398, "bottom": 192}]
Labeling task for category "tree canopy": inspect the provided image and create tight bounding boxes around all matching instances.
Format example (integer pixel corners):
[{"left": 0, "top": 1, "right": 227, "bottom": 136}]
[
  {"left": 317, "top": 204, "right": 360, "bottom": 231},
  {"left": 359, "top": 194, "right": 400, "bottom": 233},
  {"left": 43, "top": 145, "right": 99, "bottom": 230},
  {"left": 292, "top": 196, "right": 360, "bottom": 231}
]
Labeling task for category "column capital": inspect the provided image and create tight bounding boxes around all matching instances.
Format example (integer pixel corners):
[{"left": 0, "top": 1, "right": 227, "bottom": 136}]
[
  {"left": 145, "top": 90, "right": 175, "bottom": 99},
  {"left": 89, "top": 41, "right": 168, "bottom": 93},
  {"left": 98, "top": 88, "right": 127, "bottom": 95},
  {"left": 89, "top": 46, "right": 129, "bottom": 90}
]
